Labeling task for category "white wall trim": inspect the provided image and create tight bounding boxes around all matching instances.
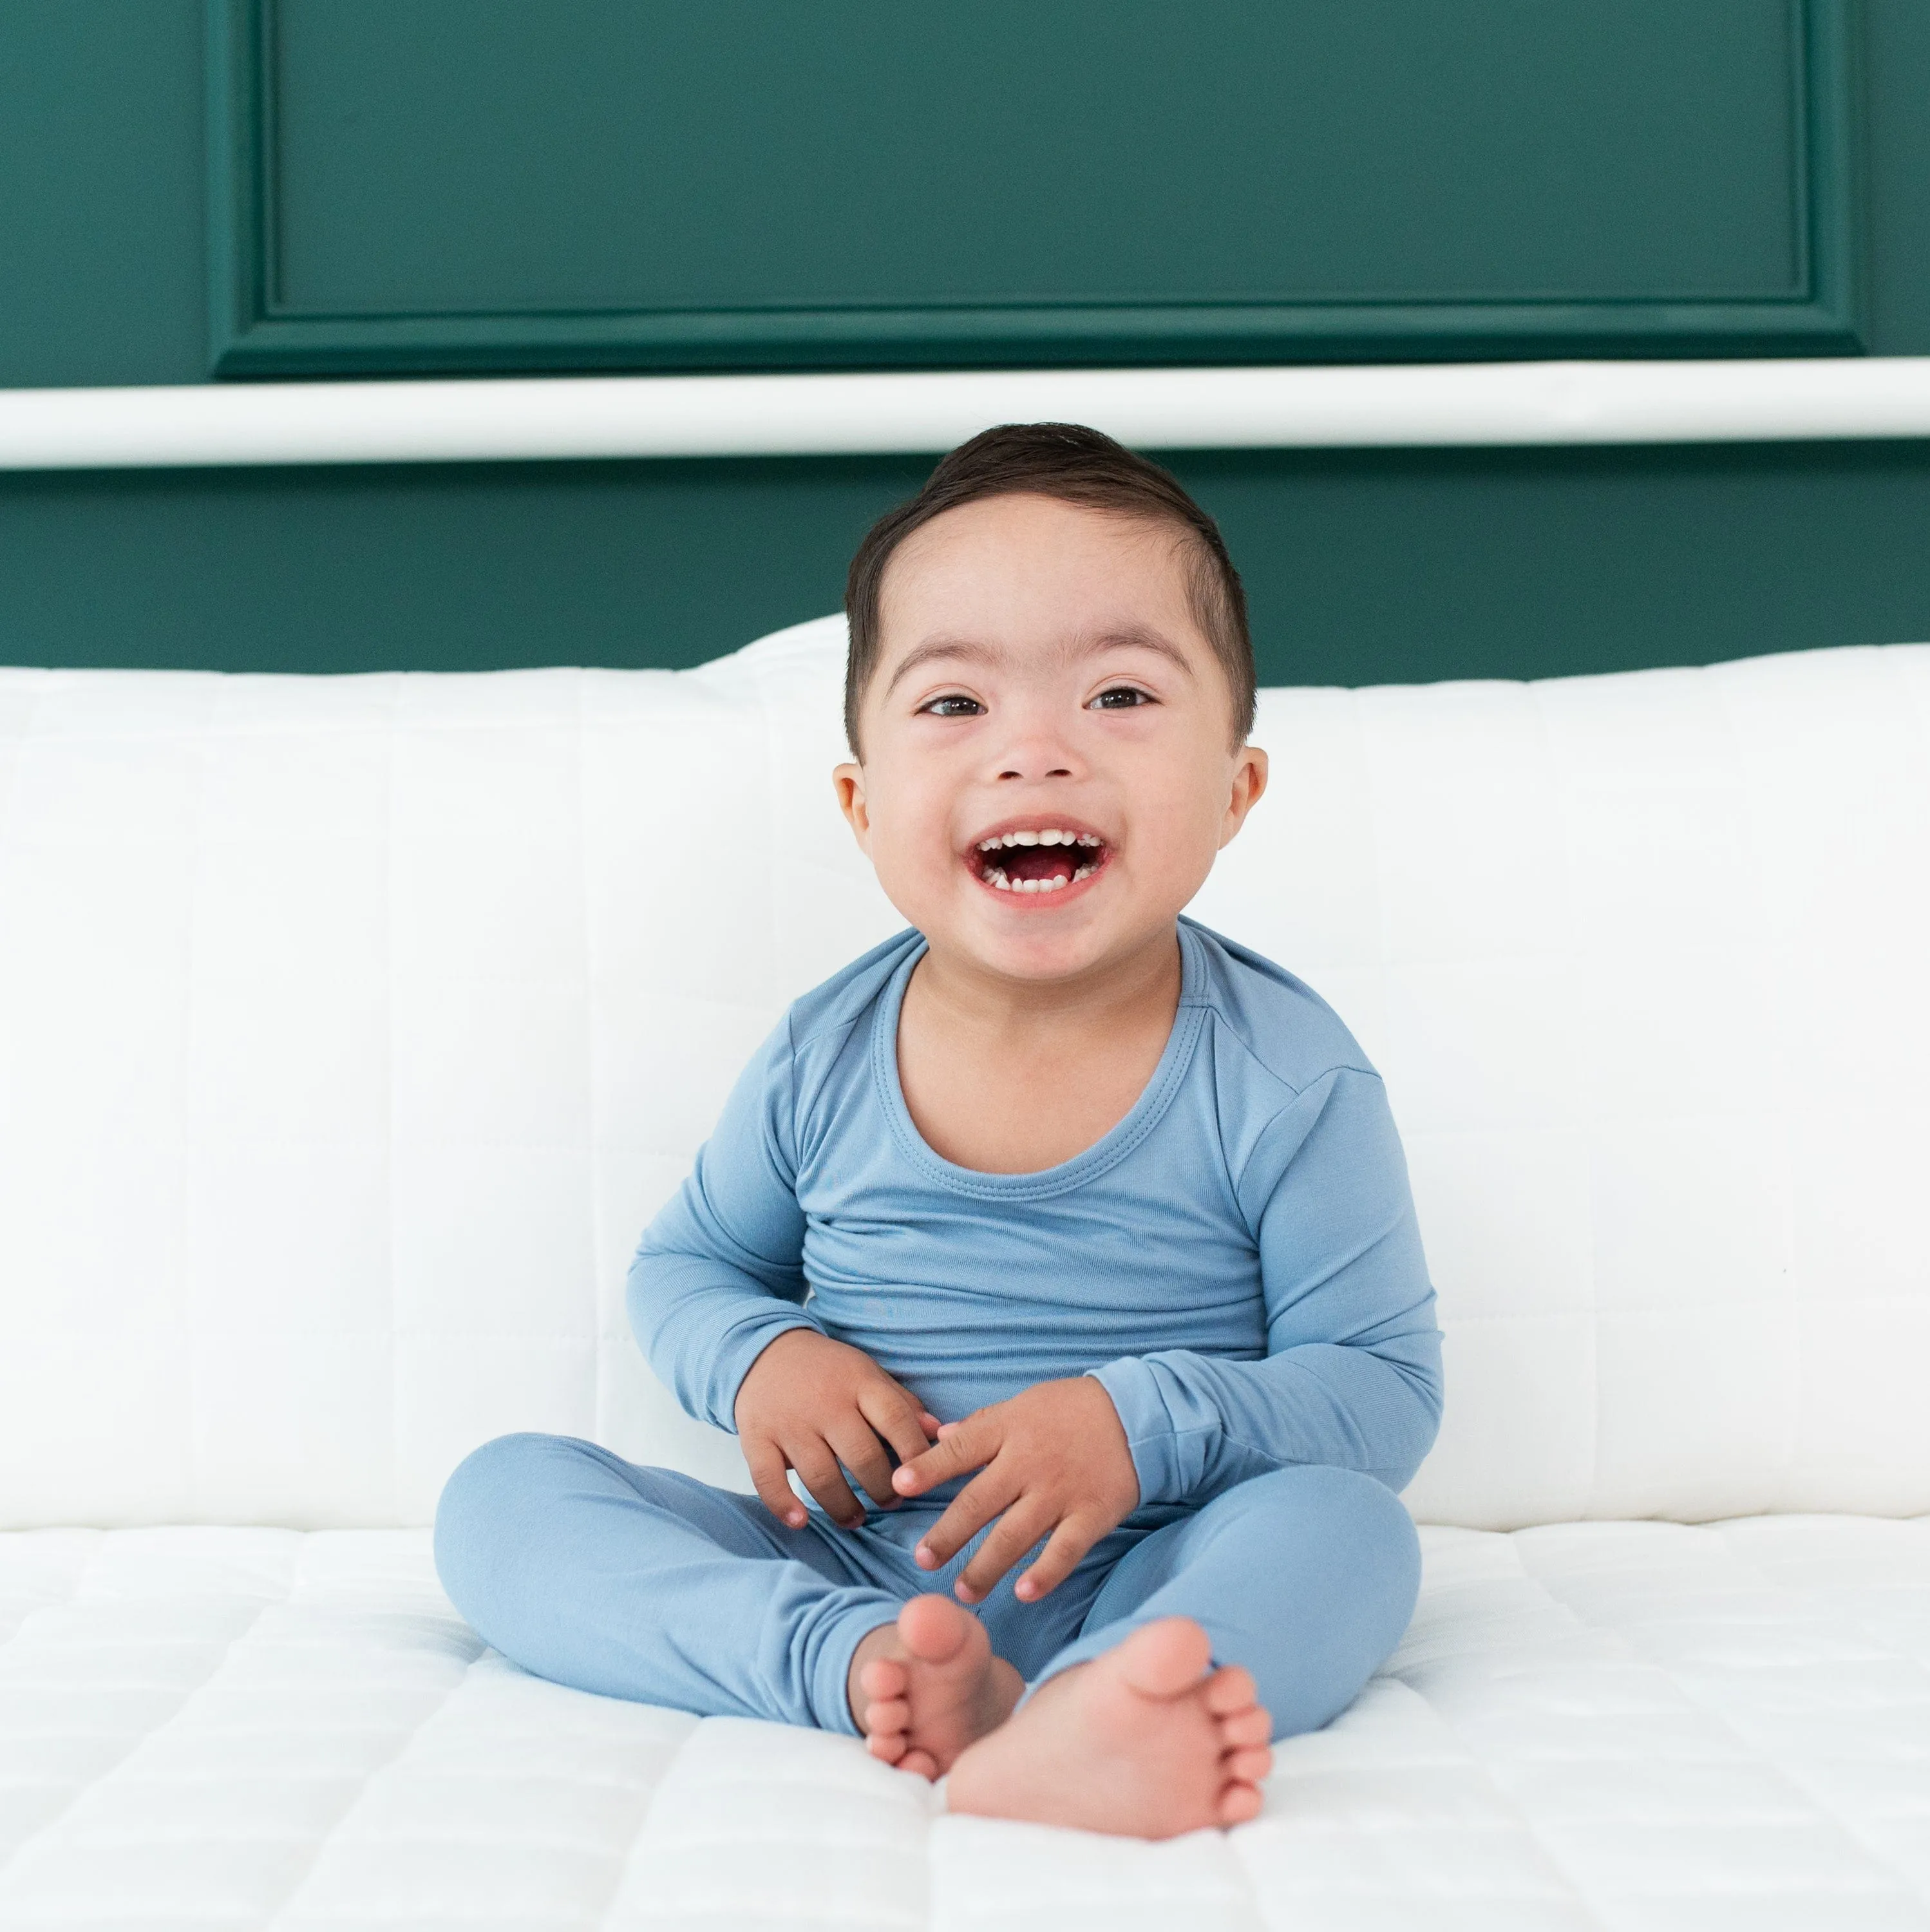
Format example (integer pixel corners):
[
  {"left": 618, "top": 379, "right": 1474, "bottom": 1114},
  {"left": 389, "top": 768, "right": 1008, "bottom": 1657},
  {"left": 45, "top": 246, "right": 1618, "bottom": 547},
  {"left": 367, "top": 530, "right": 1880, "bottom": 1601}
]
[{"left": 8, "top": 358, "right": 1930, "bottom": 469}]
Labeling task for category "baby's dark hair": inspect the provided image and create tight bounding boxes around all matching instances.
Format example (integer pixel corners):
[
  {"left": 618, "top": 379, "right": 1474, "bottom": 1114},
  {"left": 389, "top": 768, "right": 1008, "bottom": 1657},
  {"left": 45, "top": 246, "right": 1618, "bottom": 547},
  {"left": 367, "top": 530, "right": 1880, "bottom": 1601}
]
[{"left": 842, "top": 422, "right": 1255, "bottom": 759}]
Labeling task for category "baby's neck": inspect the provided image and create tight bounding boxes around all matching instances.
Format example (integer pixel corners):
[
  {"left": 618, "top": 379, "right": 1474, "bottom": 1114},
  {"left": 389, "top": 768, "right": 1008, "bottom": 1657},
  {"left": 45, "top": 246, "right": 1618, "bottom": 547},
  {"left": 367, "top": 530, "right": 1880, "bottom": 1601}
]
[
  {"left": 895, "top": 925, "right": 1182, "bottom": 1175},
  {"left": 911, "top": 922, "right": 1181, "bottom": 1042}
]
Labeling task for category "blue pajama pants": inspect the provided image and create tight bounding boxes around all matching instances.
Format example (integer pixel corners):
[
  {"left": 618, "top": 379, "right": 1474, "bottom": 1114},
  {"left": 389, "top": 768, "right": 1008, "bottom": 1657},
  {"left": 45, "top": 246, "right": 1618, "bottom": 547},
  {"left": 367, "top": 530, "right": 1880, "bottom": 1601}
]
[{"left": 433, "top": 1432, "right": 1422, "bottom": 1739}]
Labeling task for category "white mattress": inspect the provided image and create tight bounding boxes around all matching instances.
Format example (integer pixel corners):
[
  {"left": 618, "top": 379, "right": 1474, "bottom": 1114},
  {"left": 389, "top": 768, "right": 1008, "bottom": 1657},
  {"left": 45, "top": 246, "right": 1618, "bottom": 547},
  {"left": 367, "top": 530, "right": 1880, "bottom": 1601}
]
[{"left": 3, "top": 1517, "right": 1925, "bottom": 1930}]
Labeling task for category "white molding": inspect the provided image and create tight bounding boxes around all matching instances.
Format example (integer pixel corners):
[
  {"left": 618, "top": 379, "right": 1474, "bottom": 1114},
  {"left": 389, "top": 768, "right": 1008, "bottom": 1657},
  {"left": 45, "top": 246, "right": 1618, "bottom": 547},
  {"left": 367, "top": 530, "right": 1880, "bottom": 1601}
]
[{"left": 8, "top": 359, "right": 1930, "bottom": 469}]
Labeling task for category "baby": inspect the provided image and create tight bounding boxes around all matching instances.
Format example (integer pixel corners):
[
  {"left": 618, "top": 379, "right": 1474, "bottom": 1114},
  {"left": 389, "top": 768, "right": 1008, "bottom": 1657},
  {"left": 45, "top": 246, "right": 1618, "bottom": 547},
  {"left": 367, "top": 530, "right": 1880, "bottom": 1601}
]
[{"left": 434, "top": 423, "right": 1444, "bottom": 1840}]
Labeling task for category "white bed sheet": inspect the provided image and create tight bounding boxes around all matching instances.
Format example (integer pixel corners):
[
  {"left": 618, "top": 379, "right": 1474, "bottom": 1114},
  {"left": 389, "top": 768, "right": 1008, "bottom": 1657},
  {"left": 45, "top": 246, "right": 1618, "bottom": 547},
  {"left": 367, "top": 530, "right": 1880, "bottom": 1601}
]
[{"left": 3, "top": 1516, "right": 1925, "bottom": 1931}]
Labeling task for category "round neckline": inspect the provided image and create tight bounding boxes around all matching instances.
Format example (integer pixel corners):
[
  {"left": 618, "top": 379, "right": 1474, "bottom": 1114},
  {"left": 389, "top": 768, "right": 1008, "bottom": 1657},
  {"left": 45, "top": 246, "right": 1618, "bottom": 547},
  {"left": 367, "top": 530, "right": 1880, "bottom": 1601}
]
[{"left": 869, "top": 919, "right": 1208, "bottom": 1199}]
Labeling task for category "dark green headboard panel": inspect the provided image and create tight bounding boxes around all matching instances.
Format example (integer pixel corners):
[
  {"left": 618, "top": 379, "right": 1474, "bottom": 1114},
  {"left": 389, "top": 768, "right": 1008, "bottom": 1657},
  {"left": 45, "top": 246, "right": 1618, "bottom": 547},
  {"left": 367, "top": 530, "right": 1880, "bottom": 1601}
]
[
  {"left": 11, "top": 442, "right": 1930, "bottom": 686},
  {"left": 209, "top": 0, "right": 1862, "bottom": 376}
]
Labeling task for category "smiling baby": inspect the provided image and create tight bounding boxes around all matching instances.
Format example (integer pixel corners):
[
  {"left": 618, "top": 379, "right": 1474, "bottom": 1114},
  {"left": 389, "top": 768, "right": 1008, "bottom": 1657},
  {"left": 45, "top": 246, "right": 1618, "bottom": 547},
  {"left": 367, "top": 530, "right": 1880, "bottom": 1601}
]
[{"left": 433, "top": 424, "right": 1444, "bottom": 1840}]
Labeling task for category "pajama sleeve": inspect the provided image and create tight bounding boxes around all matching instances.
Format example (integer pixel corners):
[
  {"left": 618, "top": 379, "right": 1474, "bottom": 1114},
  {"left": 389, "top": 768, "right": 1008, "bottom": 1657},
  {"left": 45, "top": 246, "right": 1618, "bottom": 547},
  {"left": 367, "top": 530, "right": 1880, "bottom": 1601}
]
[
  {"left": 625, "top": 1016, "right": 824, "bottom": 1434},
  {"left": 1088, "top": 1066, "right": 1444, "bottom": 1508}
]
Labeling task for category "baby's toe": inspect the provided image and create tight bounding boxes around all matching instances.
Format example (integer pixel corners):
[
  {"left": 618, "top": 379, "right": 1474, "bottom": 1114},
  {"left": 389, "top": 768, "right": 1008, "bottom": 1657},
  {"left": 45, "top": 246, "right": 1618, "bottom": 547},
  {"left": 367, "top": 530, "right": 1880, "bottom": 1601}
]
[
  {"left": 866, "top": 1728, "right": 908, "bottom": 1763},
  {"left": 1217, "top": 1705, "right": 1271, "bottom": 1748},
  {"left": 864, "top": 1695, "right": 911, "bottom": 1736},
  {"left": 897, "top": 1747, "right": 940, "bottom": 1780},
  {"left": 1225, "top": 1745, "right": 1272, "bottom": 1783},
  {"left": 1112, "top": 1616, "right": 1213, "bottom": 1698},
  {"left": 1218, "top": 1780, "right": 1264, "bottom": 1826},
  {"left": 1202, "top": 1664, "right": 1258, "bottom": 1715},
  {"left": 860, "top": 1657, "right": 909, "bottom": 1700}
]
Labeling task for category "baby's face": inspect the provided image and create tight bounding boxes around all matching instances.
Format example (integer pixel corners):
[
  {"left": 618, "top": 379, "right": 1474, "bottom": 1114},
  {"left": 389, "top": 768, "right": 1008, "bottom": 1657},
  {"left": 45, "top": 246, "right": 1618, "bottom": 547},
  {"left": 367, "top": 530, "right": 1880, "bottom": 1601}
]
[{"left": 835, "top": 493, "right": 1267, "bottom": 987}]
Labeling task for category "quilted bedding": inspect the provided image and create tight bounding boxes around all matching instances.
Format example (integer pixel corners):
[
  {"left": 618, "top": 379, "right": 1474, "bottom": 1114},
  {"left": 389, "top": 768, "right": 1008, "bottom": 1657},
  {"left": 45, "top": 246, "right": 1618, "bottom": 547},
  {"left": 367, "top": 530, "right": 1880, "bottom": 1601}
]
[{"left": 3, "top": 1517, "right": 1925, "bottom": 1931}]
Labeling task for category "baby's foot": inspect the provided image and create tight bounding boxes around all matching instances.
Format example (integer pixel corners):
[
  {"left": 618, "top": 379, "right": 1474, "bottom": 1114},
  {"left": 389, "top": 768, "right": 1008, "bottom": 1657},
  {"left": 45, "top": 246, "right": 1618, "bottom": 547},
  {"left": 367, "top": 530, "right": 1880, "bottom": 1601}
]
[
  {"left": 945, "top": 1616, "right": 1272, "bottom": 1839},
  {"left": 851, "top": 1594, "right": 1024, "bottom": 1779}
]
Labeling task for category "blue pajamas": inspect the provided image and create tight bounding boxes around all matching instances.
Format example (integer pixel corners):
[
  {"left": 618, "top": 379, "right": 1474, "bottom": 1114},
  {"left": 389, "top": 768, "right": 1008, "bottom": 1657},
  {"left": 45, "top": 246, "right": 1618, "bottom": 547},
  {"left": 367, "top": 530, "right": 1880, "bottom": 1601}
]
[
  {"left": 433, "top": 1431, "right": 1421, "bottom": 1738},
  {"left": 435, "top": 919, "right": 1443, "bottom": 1742}
]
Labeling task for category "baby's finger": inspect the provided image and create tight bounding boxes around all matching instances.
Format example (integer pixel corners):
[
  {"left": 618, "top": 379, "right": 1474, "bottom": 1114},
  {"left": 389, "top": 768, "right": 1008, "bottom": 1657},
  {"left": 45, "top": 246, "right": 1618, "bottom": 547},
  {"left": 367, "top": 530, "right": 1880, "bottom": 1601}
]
[
  {"left": 894, "top": 1411, "right": 998, "bottom": 1498},
  {"left": 855, "top": 1381, "right": 936, "bottom": 1472},
  {"left": 954, "top": 1501, "right": 1053, "bottom": 1604},
  {"left": 744, "top": 1436, "right": 806, "bottom": 1530},
  {"left": 826, "top": 1417, "right": 900, "bottom": 1510},
  {"left": 918, "top": 1412, "right": 943, "bottom": 1437},
  {"left": 913, "top": 1465, "right": 1019, "bottom": 1571},
  {"left": 790, "top": 1437, "right": 866, "bottom": 1529},
  {"left": 1012, "top": 1514, "right": 1099, "bottom": 1602}
]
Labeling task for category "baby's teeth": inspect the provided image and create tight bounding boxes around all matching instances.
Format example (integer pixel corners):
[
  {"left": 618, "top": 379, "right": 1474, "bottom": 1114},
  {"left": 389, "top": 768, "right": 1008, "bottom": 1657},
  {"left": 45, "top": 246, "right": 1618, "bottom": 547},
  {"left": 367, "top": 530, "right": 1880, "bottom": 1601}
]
[
  {"left": 990, "top": 869, "right": 1011, "bottom": 889},
  {"left": 1072, "top": 864, "right": 1094, "bottom": 881},
  {"left": 982, "top": 827, "right": 1103, "bottom": 853}
]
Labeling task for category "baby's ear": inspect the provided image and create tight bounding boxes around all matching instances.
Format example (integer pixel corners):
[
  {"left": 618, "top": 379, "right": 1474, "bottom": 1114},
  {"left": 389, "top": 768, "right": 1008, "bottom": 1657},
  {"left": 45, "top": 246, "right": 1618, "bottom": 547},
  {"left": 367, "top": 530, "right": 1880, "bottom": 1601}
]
[
  {"left": 1218, "top": 745, "right": 1269, "bottom": 848},
  {"left": 832, "top": 762, "right": 871, "bottom": 848}
]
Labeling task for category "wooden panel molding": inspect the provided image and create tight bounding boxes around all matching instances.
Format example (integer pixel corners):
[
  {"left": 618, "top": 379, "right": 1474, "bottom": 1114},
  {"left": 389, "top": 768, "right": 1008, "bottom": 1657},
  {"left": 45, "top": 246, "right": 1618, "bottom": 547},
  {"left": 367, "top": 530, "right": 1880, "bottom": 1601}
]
[{"left": 207, "top": 0, "right": 1865, "bottom": 378}]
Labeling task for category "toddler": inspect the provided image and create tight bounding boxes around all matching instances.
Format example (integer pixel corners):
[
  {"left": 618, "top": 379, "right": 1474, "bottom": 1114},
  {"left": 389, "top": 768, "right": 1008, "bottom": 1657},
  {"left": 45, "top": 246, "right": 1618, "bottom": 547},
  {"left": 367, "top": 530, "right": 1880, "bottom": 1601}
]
[{"left": 434, "top": 423, "right": 1443, "bottom": 1839}]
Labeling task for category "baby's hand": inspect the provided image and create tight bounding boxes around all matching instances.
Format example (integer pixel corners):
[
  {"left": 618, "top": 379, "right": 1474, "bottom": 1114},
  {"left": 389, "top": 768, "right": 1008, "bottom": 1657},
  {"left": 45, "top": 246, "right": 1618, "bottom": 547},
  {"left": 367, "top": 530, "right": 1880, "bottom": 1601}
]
[
  {"left": 890, "top": 1378, "right": 1140, "bottom": 1604},
  {"left": 733, "top": 1329, "right": 941, "bottom": 1530}
]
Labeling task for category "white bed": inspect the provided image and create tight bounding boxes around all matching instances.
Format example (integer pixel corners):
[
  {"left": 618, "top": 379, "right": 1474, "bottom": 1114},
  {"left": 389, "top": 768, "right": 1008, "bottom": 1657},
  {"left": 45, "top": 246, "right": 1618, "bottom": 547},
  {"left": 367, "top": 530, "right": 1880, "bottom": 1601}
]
[{"left": 3, "top": 620, "right": 1926, "bottom": 1928}]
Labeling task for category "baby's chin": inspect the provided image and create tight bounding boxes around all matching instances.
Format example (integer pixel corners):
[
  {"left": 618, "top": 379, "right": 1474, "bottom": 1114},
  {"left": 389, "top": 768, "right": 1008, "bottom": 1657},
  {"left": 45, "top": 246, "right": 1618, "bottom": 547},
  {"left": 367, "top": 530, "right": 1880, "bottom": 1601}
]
[{"left": 907, "top": 869, "right": 1175, "bottom": 985}]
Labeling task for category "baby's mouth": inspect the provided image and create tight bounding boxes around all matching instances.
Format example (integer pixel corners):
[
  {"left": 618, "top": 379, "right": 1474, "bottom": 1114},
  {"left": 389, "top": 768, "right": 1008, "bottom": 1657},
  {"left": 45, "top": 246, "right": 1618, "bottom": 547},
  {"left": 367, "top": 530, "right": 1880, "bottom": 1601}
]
[{"left": 970, "top": 828, "right": 1108, "bottom": 895}]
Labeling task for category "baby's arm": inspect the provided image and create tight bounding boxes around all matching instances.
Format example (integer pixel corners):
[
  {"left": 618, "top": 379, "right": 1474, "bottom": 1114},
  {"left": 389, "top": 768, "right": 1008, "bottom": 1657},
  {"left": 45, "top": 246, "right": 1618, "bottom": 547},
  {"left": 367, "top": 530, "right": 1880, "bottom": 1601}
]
[
  {"left": 894, "top": 1066, "right": 1441, "bottom": 1603},
  {"left": 627, "top": 1017, "right": 934, "bottom": 1526},
  {"left": 1090, "top": 1066, "right": 1444, "bottom": 1510}
]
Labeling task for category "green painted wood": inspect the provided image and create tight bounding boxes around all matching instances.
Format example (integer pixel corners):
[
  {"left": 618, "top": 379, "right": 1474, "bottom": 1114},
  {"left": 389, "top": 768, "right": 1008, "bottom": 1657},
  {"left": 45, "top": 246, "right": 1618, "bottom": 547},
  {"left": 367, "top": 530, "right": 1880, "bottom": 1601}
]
[
  {"left": 8, "top": 444, "right": 1930, "bottom": 687},
  {"left": 9, "top": 3, "right": 1930, "bottom": 695},
  {"left": 207, "top": 0, "right": 1862, "bottom": 377},
  {"left": 0, "top": 1, "right": 207, "bottom": 387},
  {"left": 15, "top": 0, "right": 1930, "bottom": 397}
]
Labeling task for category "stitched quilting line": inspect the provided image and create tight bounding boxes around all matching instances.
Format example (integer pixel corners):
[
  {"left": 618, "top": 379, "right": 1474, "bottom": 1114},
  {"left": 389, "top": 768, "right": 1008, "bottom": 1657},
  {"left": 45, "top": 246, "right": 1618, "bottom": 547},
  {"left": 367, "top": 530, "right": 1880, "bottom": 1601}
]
[
  {"left": 7, "top": 1522, "right": 1930, "bottom": 1920},
  {"left": 574, "top": 672, "right": 614, "bottom": 1446},
  {"left": 1509, "top": 1523, "right": 1928, "bottom": 1915},
  {"left": 1703, "top": 659, "right": 1803, "bottom": 1516},
  {"left": 1399, "top": 1530, "right": 1620, "bottom": 1932},
  {"left": 0, "top": 1533, "right": 276, "bottom": 1895},
  {"left": 1691, "top": 1518, "right": 1930, "bottom": 1908},
  {"left": 258, "top": 1630, "right": 493, "bottom": 1929}
]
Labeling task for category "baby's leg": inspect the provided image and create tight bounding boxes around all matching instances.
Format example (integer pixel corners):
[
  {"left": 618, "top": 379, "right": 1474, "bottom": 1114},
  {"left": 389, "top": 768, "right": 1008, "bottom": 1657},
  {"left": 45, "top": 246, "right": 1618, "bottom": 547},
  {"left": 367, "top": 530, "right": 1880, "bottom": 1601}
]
[
  {"left": 1066, "top": 1463, "right": 1423, "bottom": 1735},
  {"left": 947, "top": 1465, "right": 1421, "bottom": 1837},
  {"left": 433, "top": 1432, "right": 904, "bottom": 1732}
]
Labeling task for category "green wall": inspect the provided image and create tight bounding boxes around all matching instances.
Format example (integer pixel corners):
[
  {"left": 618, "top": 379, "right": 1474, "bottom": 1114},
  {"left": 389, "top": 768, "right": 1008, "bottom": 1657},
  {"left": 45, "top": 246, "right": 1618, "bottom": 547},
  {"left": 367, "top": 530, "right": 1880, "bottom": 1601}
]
[
  {"left": 214, "top": 0, "right": 1857, "bottom": 371},
  {"left": 5, "top": 0, "right": 1930, "bottom": 683},
  {"left": 12, "top": 441, "right": 1930, "bottom": 684}
]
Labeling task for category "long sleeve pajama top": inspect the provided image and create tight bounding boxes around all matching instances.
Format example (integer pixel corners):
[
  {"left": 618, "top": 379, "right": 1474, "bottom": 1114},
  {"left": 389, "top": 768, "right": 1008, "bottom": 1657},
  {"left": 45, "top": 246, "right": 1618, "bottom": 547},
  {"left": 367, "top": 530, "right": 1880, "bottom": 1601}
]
[{"left": 627, "top": 916, "right": 1444, "bottom": 1527}]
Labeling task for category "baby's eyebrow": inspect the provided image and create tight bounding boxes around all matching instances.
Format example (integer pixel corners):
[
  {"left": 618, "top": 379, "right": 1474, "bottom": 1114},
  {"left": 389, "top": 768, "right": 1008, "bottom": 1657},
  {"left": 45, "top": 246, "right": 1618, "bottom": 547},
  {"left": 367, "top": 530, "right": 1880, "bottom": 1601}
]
[
  {"left": 883, "top": 637, "right": 1005, "bottom": 698},
  {"left": 882, "top": 625, "right": 1197, "bottom": 699},
  {"left": 1086, "top": 625, "right": 1198, "bottom": 680}
]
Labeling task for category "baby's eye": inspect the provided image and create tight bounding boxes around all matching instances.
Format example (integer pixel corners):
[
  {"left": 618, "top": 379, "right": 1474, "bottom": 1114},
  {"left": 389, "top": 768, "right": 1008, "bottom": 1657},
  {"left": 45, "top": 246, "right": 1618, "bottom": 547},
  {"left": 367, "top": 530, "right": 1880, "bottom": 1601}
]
[
  {"left": 1090, "top": 685, "right": 1153, "bottom": 710},
  {"left": 920, "top": 694, "right": 985, "bottom": 718}
]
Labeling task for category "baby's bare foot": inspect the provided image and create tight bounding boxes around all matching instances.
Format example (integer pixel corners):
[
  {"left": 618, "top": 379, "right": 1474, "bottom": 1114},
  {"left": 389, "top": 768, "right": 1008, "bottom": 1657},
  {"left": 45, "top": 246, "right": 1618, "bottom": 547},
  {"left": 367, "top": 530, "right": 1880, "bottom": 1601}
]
[
  {"left": 945, "top": 1616, "right": 1273, "bottom": 1839},
  {"left": 851, "top": 1594, "right": 1024, "bottom": 1779}
]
